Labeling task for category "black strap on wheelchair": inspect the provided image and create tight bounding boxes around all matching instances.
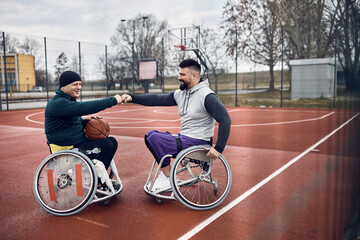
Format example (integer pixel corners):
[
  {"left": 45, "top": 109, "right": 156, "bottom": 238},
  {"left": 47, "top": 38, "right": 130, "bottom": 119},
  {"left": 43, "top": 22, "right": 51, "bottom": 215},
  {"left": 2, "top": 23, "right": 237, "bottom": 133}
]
[
  {"left": 174, "top": 135, "right": 182, "bottom": 154},
  {"left": 47, "top": 143, "right": 53, "bottom": 154}
]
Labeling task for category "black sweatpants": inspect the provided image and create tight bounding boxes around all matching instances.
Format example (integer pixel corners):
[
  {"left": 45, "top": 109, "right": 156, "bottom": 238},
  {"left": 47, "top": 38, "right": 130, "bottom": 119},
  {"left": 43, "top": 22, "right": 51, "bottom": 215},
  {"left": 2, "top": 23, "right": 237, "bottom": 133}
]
[{"left": 75, "top": 136, "right": 118, "bottom": 169}]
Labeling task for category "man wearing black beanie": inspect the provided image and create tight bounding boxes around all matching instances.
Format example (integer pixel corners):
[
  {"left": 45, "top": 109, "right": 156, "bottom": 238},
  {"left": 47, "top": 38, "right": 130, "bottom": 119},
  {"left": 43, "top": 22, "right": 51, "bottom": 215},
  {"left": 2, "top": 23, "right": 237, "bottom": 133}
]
[
  {"left": 59, "top": 70, "right": 82, "bottom": 88},
  {"left": 45, "top": 70, "right": 123, "bottom": 189}
]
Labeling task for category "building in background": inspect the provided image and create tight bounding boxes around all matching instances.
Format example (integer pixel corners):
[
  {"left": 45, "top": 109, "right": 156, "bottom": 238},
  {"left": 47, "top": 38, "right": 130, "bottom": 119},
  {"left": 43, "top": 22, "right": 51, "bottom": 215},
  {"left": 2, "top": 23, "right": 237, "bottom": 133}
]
[
  {"left": 0, "top": 54, "right": 36, "bottom": 92},
  {"left": 289, "top": 58, "right": 338, "bottom": 99}
]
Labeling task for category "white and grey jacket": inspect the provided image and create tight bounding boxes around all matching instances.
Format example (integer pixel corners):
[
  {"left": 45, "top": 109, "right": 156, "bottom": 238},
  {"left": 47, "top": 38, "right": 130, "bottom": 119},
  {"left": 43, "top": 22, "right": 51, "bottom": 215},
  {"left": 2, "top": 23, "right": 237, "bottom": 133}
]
[
  {"left": 131, "top": 79, "right": 231, "bottom": 153},
  {"left": 173, "top": 79, "right": 215, "bottom": 142}
]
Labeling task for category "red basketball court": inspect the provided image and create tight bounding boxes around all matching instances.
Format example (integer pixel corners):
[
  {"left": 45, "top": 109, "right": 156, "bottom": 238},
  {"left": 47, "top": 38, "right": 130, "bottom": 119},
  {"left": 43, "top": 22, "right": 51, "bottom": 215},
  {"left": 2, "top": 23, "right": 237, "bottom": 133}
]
[{"left": 0, "top": 105, "right": 359, "bottom": 239}]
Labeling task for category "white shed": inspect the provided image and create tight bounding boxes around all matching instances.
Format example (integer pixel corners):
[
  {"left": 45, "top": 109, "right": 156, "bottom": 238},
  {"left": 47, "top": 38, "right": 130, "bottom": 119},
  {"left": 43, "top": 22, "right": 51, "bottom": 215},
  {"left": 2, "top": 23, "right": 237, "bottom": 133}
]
[{"left": 289, "top": 58, "right": 336, "bottom": 99}]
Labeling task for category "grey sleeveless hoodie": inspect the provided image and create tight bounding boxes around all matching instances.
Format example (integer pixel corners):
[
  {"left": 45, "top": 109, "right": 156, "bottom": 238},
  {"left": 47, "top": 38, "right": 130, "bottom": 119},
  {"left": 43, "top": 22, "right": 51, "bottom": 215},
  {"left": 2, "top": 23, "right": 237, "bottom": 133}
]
[{"left": 173, "top": 79, "right": 215, "bottom": 141}]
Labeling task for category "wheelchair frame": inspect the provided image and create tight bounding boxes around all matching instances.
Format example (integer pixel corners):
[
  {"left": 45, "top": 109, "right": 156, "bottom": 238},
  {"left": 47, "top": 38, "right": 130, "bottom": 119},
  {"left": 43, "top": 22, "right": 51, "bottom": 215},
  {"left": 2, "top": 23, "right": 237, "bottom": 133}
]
[
  {"left": 33, "top": 149, "right": 123, "bottom": 216},
  {"left": 144, "top": 145, "right": 232, "bottom": 210}
]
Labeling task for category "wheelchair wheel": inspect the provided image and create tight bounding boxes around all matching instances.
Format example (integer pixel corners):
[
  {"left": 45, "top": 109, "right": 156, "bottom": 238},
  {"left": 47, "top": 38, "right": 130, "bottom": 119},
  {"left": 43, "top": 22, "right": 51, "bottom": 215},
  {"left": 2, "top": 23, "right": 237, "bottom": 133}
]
[
  {"left": 170, "top": 145, "right": 232, "bottom": 210},
  {"left": 34, "top": 150, "right": 97, "bottom": 216}
]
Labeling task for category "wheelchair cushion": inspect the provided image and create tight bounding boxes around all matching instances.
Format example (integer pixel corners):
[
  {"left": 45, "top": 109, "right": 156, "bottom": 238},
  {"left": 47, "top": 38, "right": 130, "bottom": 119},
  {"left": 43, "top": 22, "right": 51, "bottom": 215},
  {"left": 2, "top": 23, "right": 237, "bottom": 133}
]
[{"left": 49, "top": 143, "right": 74, "bottom": 153}]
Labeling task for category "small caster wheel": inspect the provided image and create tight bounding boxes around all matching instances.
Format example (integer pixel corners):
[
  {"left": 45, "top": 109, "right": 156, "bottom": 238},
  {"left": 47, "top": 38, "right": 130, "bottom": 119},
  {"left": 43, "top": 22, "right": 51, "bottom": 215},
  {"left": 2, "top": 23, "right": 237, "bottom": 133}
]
[
  {"left": 102, "top": 198, "right": 110, "bottom": 206},
  {"left": 155, "top": 198, "right": 163, "bottom": 204}
]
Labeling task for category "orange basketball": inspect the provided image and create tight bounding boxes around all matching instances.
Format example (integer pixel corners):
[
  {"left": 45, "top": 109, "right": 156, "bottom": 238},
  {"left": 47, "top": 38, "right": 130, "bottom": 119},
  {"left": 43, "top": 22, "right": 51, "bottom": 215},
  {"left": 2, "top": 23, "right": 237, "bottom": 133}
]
[{"left": 84, "top": 117, "right": 110, "bottom": 140}]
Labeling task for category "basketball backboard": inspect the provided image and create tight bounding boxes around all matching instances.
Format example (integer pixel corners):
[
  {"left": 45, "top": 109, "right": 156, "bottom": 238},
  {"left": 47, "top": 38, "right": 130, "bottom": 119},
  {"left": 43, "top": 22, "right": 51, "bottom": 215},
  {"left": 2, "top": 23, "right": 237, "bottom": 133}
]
[{"left": 167, "top": 26, "right": 200, "bottom": 51}]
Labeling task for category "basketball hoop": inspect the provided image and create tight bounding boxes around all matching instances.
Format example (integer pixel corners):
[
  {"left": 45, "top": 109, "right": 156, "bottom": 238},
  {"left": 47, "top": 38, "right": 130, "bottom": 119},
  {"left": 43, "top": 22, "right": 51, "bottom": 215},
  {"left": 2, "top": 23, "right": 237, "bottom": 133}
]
[
  {"left": 168, "top": 26, "right": 200, "bottom": 51},
  {"left": 174, "top": 44, "right": 186, "bottom": 51}
]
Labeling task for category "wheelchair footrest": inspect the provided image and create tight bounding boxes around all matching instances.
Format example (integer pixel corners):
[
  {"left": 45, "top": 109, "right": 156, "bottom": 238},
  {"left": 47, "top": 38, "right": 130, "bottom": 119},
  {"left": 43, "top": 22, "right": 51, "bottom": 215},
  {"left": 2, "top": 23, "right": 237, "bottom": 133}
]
[
  {"left": 143, "top": 182, "right": 175, "bottom": 200},
  {"left": 91, "top": 180, "right": 123, "bottom": 203}
]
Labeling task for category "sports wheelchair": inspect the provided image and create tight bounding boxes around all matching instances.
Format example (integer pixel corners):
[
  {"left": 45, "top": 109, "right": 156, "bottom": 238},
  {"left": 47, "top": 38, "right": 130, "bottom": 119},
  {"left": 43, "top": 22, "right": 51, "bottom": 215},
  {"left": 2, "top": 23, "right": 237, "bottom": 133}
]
[
  {"left": 33, "top": 148, "right": 123, "bottom": 216},
  {"left": 144, "top": 145, "right": 232, "bottom": 210}
]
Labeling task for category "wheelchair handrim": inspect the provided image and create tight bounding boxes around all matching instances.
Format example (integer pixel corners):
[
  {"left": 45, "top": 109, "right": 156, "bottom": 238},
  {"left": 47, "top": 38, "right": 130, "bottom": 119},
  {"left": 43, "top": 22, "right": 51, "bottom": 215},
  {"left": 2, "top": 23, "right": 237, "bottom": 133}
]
[
  {"left": 34, "top": 151, "right": 97, "bottom": 215},
  {"left": 171, "top": 146, "right": 232, "bottom": 210}
]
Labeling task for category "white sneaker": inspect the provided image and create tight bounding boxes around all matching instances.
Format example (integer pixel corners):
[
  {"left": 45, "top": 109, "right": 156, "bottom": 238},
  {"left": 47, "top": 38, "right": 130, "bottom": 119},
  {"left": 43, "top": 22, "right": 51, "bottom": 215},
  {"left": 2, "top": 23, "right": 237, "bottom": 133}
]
[{"left": 152, "top": 171, "right": 171, "bottom": 190}]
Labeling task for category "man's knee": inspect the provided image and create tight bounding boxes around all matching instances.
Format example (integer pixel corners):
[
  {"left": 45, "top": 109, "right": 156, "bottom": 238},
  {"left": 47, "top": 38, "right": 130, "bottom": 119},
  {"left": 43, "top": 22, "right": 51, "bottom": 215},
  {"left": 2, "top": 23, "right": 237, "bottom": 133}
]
[
  {"left": 144, "top": 130, "right": 158, "bottom": 146},
  {"left": 107, "top": 136, "right": 118, "bottom": 151},
  {"left": 145, "top": 130, "right": 157, "bottom": 139}
]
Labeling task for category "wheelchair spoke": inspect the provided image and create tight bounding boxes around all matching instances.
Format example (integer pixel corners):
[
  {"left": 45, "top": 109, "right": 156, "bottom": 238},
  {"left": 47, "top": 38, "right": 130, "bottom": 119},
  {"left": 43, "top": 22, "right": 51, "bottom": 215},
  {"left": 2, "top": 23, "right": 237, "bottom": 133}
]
[
  {"left": 34, "top": 150, "right": 97, "bottom": 216},
  {"left": 176, "top": 177, "right": 199, "bottom": 187},
  {"left": 171, "top": 145, "right": 232, "bottom": 210}
]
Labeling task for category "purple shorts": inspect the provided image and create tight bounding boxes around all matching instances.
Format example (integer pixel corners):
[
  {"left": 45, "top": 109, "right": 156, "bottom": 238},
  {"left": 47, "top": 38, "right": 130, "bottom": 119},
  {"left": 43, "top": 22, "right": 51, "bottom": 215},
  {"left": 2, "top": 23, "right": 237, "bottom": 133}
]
[{"left": 144, "top": 130, "right": 210, "bottom": 167}]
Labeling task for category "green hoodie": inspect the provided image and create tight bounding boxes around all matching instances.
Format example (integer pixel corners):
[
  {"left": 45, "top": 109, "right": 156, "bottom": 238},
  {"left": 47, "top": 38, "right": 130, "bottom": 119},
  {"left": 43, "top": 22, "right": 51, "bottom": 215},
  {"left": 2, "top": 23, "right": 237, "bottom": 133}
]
[{"left": 45, "top": 88, "right": 117, "bottom": 146}]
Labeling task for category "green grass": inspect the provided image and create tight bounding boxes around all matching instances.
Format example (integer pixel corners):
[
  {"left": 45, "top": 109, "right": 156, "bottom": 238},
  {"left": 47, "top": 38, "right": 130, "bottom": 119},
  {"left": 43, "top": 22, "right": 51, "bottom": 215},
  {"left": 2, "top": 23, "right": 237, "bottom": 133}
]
[{"left": 218, "top": 89, "right": 360, "bottom": 109}]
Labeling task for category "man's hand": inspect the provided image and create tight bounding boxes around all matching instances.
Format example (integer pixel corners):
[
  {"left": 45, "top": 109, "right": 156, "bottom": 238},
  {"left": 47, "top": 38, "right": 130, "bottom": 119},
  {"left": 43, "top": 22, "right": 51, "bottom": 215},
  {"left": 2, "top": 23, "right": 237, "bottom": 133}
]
[
  {"left": 114, "top": 94, "right": 122, "bottom": 104},
  {"left": 90, "top": 115, "right": 102, "bottom": 119},
  {"left": 121, "top": 94, "right": 132, "bottom": 103},
  {"left": 205, "top": 147, "right": 221, "bottom": 160}
]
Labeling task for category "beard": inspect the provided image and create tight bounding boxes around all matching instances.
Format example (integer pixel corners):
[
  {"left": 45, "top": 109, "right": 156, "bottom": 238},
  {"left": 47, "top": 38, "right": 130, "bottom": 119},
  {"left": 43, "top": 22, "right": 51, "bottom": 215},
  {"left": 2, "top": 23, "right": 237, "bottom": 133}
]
[{"left": 179, "top": 80, "right": 188, "bottom": 91}]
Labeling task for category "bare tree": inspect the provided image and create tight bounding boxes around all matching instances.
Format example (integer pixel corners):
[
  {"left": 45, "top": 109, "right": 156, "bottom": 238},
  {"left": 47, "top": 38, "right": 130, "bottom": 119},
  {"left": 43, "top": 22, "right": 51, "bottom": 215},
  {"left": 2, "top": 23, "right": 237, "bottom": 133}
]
[
  {"left": 97, "top": 54, "right": 129, "bottom": 90},
  {"left": 110, "top": 14, "right": 168, "bottom": 89},
  {"left": 222, "top": 0, "right": 282, "bottom": 90},
  {"left": 277, "top": 0, "right": 338, "bottom": 60},
  {"left": 0, "top": 31, "right": 19, "bottom": 54},
  {"left": 200, "top": 26, "right": 229, "bottom": 93},
  {"left": 18, "top": 37, "right": 41, "bottom": 58},
  {"left": 336, "top": 0, "right": 360, "bottom": 90},
  {"left": 278, "top": 0, "right": 359, "bottom": 90}
]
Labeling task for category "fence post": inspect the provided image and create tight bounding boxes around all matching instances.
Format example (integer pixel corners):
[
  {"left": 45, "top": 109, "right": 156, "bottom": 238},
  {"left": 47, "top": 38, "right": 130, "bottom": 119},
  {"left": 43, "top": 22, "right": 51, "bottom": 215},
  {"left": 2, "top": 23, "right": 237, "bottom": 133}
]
[
  {"left": 78, "top": 41, "right": 82, "bottom": 101},
  {"left": 161, "top": 38, "right": 165, "bottom": 93},
  {"left": 281, "top": 25, "right": 284, "bottom": 108},
  {"left": 44, "top": 37, "right": 49, "bottom": 101},
  {"left": 235, "top": 28, "right": 238, "bottom": 107},
  {"left": 2, "top": 32, "right": 9, "bottom": 111},
  {"left": 333, "top": 20, "right": 338, "bottom": 108},
  {"left": 105, "top": 45, "right": 109, "bottom": 97},
  {"left": 253, "top": 61, "right": 256, "bottom": 89},
  {"left": 0, "top": 33, "right": 2, "bottom": 112}
]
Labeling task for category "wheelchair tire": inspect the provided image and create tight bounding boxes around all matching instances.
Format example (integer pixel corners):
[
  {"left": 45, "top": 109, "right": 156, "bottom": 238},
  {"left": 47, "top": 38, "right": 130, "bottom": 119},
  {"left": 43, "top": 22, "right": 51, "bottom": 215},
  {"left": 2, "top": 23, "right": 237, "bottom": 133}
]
[
  {"left": 34, "top": 150, "right": 98, "bottom": 216},
  {"left": 170, "top": 145, "right": 232, "bottom": 210}
]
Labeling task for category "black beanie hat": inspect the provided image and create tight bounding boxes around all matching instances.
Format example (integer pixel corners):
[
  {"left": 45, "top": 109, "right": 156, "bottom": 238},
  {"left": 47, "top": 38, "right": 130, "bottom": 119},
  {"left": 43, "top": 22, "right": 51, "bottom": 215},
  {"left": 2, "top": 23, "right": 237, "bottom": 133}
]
[{"left": 59, "top": 71, "right": 81, "bottom": 88}]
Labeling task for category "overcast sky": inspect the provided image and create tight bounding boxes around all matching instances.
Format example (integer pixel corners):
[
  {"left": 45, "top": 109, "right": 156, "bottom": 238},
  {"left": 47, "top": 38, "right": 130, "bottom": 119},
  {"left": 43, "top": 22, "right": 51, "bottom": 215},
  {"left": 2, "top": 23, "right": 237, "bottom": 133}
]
[{"left": 0, "top": 0, "right": 228, "bottom": 44}]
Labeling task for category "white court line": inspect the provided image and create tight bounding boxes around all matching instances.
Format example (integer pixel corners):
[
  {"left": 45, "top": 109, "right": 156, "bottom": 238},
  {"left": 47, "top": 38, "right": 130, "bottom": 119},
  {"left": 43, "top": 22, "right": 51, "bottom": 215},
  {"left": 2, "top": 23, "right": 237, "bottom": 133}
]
[
  {"left": 227, "top": 108, "right": 334, "bottom": 113},
  {"left": 178, "top": 112, "right": 360, "bottom": 240},
  {"left": 73, "top": 216, "right": 109, "bottom": 229},
  {"left": 109, "top": 112, "right": 333, "bottom": 126},
  {"left": 105, "top": 116, "right": 180, "bottom": 123},
  {"left": 24, "top": 109, "right": 333, "bottom": 128},
  {"left": 153, "top": 109, "right": 178, "bottom": 114},
  {"left": 108, "top": 112, "right": 334, "bottom": 129},
  {"left": 231, "top": 112, "right": 334, "bottom": 127},
  {"left": 110, "top": 125, "right": 180, "bottom": 129},
  {"left": 25, "top": 111, "right": 44, "bottom": 124},
  {"left": 100, "top": 107, "right": 163, "bottom": 114}
]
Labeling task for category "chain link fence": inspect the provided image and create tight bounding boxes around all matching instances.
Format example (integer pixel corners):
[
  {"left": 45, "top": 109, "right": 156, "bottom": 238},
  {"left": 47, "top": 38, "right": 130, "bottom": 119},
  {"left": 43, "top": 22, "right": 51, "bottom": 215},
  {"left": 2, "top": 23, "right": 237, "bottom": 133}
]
[{"left": 1, "top": 30, "right": 357, "bottom": 110}]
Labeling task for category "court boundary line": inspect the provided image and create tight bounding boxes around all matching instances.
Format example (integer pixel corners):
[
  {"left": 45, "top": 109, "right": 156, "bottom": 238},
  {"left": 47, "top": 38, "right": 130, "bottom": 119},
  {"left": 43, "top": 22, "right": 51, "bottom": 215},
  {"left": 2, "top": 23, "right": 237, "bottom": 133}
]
[
  {"left": 227, "top": 108, "right": 337, "bottom": 113},
  {"left": 25, "top": 111, "right": 44, "bottom": 124},
  {"left": 24, "top": 108, "right": 335, "bottom": 128},
  {"left": 73, "top": 216, "right": 109, "bottom": 229},
  {"left": 108, "top": 111, "right": 334, "bottom": 128},
  {"left": 178, "top": 112, "right": 360, "bottom": 240}
]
